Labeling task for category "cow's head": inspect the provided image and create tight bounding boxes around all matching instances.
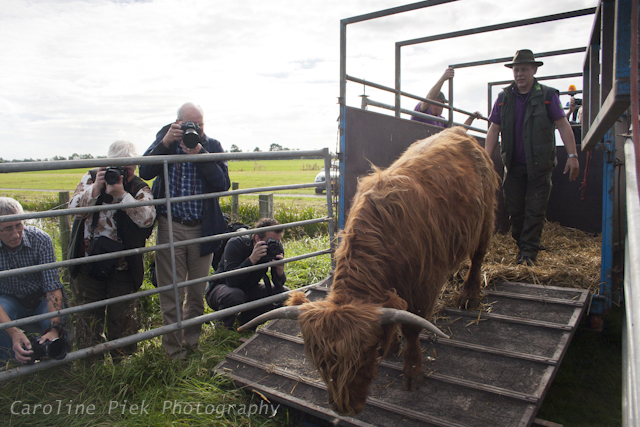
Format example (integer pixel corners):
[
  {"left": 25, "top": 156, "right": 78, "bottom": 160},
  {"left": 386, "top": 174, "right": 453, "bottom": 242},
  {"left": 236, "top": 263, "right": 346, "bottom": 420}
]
[{"left": 238, "top": 291, "right": 448, "bottom": 416}]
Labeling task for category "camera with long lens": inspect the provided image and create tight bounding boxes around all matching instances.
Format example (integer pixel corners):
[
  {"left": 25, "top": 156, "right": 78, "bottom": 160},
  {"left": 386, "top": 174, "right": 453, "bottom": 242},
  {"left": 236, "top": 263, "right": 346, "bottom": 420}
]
[
  {"left": 104, "top": 166, "right": 127, "bottom": 185},
  {"left": 180, "top": 121, "right": 201, "bottom": 149},
  {"left": 27, "top": 336, "right": 67, "bottom": 363},
  {"left": 261, "top": 237, "right": 284, "bottom": 263}
]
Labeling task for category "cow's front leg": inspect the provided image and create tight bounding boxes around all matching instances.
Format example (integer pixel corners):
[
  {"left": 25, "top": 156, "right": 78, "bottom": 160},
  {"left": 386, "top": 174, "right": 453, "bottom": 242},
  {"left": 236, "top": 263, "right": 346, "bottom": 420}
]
[{"left": 401, "top": 324, "right": 423, "bottom": 391}]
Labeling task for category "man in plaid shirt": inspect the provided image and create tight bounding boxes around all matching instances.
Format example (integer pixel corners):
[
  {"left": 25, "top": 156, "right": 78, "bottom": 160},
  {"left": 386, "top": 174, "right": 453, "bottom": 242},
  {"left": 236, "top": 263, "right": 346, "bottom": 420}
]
[
  {"left": 0, "top": 197, "right": 65, "bottom": 364},
  {"left": 140, "top": 102, "right": 230, "bottom": 360}
]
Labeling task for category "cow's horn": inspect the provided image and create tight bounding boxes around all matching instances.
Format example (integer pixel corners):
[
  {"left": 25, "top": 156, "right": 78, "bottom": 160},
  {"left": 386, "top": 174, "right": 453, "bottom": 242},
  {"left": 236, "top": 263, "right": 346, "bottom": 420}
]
[
  {"left": 378, "top": 308, "right": 449, "bottom": 339},
  {"left": 237, "top": 306, "right": 301, "bottom": 332}
]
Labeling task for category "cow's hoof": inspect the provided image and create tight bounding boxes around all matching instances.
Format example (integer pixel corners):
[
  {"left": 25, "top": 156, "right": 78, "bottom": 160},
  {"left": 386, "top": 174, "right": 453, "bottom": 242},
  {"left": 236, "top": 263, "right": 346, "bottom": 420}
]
[
  {"left": 456, "top": 295, "right": 480, "bottom": 310},
  {"left": 402, "top": 373, "right": 423, "bottom": 391}
]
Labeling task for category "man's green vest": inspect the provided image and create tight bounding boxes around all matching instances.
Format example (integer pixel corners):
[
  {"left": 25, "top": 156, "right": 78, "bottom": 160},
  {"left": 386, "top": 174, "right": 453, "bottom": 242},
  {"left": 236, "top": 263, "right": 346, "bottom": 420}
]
[{"left": 499, "top": 81, "right": 558, "bottom": 179}]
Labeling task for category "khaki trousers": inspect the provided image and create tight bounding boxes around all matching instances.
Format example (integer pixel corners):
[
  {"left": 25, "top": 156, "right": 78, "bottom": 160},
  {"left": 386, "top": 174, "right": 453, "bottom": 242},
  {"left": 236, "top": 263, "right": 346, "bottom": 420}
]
[{"left": 156, "top": 215, "right": 212, "bottom": 359}]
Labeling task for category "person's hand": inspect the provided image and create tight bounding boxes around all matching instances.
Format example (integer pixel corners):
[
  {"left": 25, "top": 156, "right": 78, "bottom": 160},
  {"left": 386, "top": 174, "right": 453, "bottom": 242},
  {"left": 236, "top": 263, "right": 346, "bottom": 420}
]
[
  {"left": 564, "top": 157, "right": 580, "bottom": 181},
  {"left": 162, "top": 123, "right": 183, "bottom": 148},
  {"left": 442, "top": 67, "right": 455, "bottom": 81},
  {"left": 274, "top": 253, "right": 285, "bottom": 276},
  {"left": 249, "top": 240, "right": 268, "bottom": 265},
  {"left": 105, "top": 174, "right": 125, "bottom": 199},
  {"left": 39, "top": 328, "right": 60, "bottom": 344},
  {"left": 91, "top": 167, "right": 107, "bottom": 198},
  {"left": 568, "top": 96, "right": 576, "bottom": 114},
  {"left": 473, "top": 111, "right": 483, "bottom": 120},
  {"left": 12, "top": 332, "right": 33, "bottom": 364},
  {"left": 178, "top": 140, "right": 203, "bottom": 155}
]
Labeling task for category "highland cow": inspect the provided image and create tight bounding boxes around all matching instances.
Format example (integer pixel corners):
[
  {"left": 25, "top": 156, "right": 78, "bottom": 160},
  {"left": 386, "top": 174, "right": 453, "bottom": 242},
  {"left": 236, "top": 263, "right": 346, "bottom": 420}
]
[{"left": 239, "top": 127, "right": 500, "bottom": 415}]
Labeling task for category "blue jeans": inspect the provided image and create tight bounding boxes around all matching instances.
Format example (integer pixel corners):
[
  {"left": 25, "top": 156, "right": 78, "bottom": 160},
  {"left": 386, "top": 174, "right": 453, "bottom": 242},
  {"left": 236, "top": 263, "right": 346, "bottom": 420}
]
[{"left": 0, "top": 295, "right": 53, "bottom": 362}]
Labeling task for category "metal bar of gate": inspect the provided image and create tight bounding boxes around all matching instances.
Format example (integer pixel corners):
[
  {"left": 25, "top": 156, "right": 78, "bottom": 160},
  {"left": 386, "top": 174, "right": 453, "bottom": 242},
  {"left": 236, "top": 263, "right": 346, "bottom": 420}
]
[
  {"left": 348, "top": 75, "right": 487, "bottom": 126},
  {"left": 0, "top": 280, "right": 327, "bottom": 381},
  {"left": 0, "top": 182, "right": 326, "bottom": 225},
  {"left": 0, "top": 218, "right": 331, "bottom": 331}
]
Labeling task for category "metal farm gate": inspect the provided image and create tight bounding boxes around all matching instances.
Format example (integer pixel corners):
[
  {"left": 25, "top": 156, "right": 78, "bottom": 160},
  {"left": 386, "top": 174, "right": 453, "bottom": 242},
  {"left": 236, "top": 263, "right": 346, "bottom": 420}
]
[{"left": 0, "top": 149, "right": 336, "bottom": 380}]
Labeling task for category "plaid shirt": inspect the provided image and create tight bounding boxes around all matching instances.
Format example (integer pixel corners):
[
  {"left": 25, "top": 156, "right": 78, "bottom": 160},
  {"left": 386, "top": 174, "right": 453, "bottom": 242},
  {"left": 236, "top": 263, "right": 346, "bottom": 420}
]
[
  {"left": 0, "top": 226, "right": 63, "bottom": 298},
  {"left": 157, "top": 144, "right": 204, "bottom": 220}
]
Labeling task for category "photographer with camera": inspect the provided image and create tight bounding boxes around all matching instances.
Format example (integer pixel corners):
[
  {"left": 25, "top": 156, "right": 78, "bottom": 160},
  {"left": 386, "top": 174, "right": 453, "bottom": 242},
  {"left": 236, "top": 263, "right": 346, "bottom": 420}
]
[
  {"left": 69, "top": 140, "right": 155, "bottom": 360},
  {"left": 206, "top": 218, "right": 287, "bottom": 330},
  {"left": 0, "top": 197, "right": 66, "bottom": 365},
  {"left": 140, "top": 102, "right": 230, "bottom": 360}
]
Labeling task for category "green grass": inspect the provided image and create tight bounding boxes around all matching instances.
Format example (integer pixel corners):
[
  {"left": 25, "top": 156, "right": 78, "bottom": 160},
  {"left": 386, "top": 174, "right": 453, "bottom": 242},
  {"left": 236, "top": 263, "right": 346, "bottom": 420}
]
[
  {"left": 537, "top": 307, "right": 623, "bottom": 426},
  {"left": 0, "top": 236, "right": 332, "bottom": 427},
  {"left": 0, "top": 160, "right": 325, "bottom": 195}
]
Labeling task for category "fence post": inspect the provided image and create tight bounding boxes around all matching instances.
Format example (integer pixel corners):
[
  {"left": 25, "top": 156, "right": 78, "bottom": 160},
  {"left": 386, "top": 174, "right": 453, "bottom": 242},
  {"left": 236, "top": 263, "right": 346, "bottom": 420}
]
[
  {"left": 259, "top": 194, "right": 274, "bottom": 218},
  {"left": 231, "top": 182, "right": 239, "bottom": 219},
  {"left": 58, "top": 191, "right": 71, "bottom": 283}
]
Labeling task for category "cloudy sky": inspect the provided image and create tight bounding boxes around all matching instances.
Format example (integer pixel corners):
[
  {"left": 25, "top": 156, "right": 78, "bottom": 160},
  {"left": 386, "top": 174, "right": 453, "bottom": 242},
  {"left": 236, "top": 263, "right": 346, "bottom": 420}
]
[{"left": 0, "top": 0, "right": 596, "bottom": 161}]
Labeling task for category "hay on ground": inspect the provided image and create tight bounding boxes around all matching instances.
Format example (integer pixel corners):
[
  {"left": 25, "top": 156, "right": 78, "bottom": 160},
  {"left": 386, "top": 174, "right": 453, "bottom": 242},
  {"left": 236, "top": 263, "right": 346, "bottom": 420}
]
[{"left": 439, "top": 221, "right": 601, "bottom": 312}]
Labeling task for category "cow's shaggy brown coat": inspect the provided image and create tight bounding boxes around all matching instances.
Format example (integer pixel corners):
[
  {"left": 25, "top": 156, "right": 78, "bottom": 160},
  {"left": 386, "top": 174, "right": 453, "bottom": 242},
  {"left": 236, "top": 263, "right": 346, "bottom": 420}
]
[{"left": 287, "top": 127, "right": 500, "bottom": 415}]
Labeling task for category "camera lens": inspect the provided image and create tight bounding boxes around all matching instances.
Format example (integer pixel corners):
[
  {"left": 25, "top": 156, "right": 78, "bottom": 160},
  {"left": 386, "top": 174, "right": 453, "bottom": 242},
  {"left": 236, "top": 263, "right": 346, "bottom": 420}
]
[
  {"left": 183, "top": 130, "right": 200, "bottom": 149},
  {"left": 104, "top": 167, "right": 124, "bottom": 185}
]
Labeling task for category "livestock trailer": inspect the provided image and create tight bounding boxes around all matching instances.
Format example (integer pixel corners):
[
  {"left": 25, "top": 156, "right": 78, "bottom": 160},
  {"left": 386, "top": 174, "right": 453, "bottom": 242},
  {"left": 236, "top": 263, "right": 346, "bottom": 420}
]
[{"left": 217, "top": 1, "right": 639, "bottom": 426}]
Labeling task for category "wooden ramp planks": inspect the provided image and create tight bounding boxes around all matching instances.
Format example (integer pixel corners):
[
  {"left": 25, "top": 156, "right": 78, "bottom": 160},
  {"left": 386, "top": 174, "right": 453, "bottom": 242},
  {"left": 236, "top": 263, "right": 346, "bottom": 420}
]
[{"left": 214, "top": 277, "right": 589, "bottom": 427}]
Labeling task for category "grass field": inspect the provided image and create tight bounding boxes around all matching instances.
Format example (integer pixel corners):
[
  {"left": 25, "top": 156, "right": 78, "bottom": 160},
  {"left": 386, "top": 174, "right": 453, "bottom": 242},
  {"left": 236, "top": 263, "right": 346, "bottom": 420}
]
[{"left": 0, "top": 159, "right": 326, "bottom": 194}]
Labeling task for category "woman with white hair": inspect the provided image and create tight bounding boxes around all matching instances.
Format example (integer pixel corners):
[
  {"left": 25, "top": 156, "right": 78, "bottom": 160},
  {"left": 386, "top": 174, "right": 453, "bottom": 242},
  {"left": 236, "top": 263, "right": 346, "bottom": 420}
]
[{"left": 68, "top": 140, "right": 155, "bottom": 360}]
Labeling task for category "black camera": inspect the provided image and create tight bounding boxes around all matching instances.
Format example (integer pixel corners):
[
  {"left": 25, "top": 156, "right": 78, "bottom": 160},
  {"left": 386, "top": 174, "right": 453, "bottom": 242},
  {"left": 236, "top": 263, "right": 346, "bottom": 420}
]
[
  {"left": 261, "top": 237, "right": 284, "bottom": 263},
  {"left": 27, "top": 336, "right": 67, "bottom": 363},
  {"left": 104, "top": 166, "right": 127, "bottom": 185},
  {"left": 180, "top": 121, "right": 201, "bottom": 149}
]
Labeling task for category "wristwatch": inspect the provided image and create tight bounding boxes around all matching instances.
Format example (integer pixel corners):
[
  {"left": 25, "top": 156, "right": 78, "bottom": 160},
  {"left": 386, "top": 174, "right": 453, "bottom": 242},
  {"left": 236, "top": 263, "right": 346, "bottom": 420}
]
[{"left": 568, "top": 154, "right": 578, "bottom": 159}]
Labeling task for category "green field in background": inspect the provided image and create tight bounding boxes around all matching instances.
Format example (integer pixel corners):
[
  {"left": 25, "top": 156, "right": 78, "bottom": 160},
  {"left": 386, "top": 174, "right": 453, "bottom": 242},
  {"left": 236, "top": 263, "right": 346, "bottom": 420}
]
[{"left": 0, "top": 159, "right": 326, "bottom": 193}]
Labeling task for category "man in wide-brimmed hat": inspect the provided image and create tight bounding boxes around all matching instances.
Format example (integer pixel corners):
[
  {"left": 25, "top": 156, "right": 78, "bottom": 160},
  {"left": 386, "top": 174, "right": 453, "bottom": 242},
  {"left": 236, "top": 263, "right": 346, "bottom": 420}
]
[{"left": 484, "top": 49, "right": 580, "bottom": 266}]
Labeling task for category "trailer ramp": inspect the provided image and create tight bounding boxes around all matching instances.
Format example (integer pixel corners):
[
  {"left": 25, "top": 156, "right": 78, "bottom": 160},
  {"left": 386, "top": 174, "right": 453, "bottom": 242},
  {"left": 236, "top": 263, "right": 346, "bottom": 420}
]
[{"left": 215, "top": 276, "right": 589, "bottom": 427}]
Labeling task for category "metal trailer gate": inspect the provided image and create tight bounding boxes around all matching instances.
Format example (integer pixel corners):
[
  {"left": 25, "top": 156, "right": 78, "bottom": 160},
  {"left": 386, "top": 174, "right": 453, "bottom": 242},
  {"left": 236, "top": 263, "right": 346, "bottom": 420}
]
[{"left": 215, "top": 276, "right": 589, "bottom": 427}]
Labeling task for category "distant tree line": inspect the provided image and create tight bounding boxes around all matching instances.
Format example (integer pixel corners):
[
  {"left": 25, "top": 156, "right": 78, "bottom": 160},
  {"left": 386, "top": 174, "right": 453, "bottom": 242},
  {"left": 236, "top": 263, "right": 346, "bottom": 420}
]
[
  {"left": 227, "top": 144, "right": 295, "bottom": 153},
  {"left": 0, "top": 154, "right": 107, "bottom": 163},
  {"left": 1, "top": 144, "right": 305, "bottom": 162}
]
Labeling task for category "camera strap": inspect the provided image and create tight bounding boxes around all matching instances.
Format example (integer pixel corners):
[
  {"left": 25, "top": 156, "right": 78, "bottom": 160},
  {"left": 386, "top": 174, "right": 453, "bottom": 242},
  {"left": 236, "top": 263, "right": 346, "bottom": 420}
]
[
  {"left": 263, "top": 273, "right": 273, "bottom": 296},
  {"left": 88, "top": 169, "right": 119, "bottom": 243}
]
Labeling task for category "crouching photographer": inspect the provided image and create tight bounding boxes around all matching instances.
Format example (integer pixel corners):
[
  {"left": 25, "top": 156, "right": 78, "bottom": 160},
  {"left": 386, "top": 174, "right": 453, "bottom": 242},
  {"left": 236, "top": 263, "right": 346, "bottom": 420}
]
[
  {"left": 206, "top": 218, "right": 288, "bottom": 330},
  {"left": 0, "top": 197, "right": 67, "bottom": 366},
  {"left": 69, "top": 141, "right": 155, "bottom": 360}
]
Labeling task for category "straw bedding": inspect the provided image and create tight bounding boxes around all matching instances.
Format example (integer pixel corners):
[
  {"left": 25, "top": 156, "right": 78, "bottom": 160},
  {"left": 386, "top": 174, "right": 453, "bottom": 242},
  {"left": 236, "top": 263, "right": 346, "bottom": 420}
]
[{"left": 438, "top": 221, "right": 601, "bottom": 312}]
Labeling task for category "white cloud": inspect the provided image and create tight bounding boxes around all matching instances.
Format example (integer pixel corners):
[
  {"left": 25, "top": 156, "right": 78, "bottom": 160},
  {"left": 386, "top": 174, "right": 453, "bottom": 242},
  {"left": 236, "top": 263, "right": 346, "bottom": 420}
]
[{"left": 0, "top": 0, "right": 597, "bottom": 160}]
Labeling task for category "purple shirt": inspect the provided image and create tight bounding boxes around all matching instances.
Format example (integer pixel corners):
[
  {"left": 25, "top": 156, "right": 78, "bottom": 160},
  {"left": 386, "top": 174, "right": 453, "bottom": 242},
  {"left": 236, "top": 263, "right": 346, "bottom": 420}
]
[
  {"left": 489, "top": 86, "right": 565, "bottom": 164},
  {"left": 410, "top": 102, "right": 447, "bottom": 128}
]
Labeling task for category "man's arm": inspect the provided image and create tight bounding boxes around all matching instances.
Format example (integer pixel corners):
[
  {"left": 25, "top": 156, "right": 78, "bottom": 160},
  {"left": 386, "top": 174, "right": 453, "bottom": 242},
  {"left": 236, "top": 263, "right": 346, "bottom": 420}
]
[
  {"left": 0, "top": 304, "right": 33, "bottom": 363},
  {"left": 419, "top": 67, "right": 454, "bottom": 112},
  {"left": 222, "top": 238, "right": 265, "bottom": 291},
  {"left": 555, "top": 116, "right": 580, "bottom": 181},
  {"left": 39, "top": 289, "right": 64, "bottom": 343},
  {"left": 139, "top": 125, "right": 175, "bottom": 180},
  {"left": 485, "top": 123, "right": 501, "bottom": 157},
  {"left": 566, "top": 96, "right": 576, "bottom": 119},
  {"left": 194, "top": 139, "right": 231, "bottom": 193},
  {"left": 463, "top": 111, "right": 483, "bottom": 127}
]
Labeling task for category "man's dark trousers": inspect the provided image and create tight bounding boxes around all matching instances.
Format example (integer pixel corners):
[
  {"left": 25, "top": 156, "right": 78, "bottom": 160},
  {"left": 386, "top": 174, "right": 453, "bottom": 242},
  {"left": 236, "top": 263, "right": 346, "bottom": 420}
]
[
  {"left": 210, "top": 283, "right": 288, "bottom": 329},
  {"left": 502, "top": 162, "right": 553, "bottom": 260}
]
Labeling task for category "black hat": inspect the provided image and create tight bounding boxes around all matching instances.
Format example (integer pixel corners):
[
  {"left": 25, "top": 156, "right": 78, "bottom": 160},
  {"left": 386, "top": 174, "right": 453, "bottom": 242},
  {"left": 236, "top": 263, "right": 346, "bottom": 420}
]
[{"left": 505, "top": 49, "right": 543, "bottom": 68}]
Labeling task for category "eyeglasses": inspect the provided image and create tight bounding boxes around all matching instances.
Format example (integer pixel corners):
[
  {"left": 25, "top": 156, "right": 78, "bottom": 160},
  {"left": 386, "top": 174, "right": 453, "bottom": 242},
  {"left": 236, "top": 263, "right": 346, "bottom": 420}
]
[{"left": 0, "top": 222, "right": 24, "bottom": 234}]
